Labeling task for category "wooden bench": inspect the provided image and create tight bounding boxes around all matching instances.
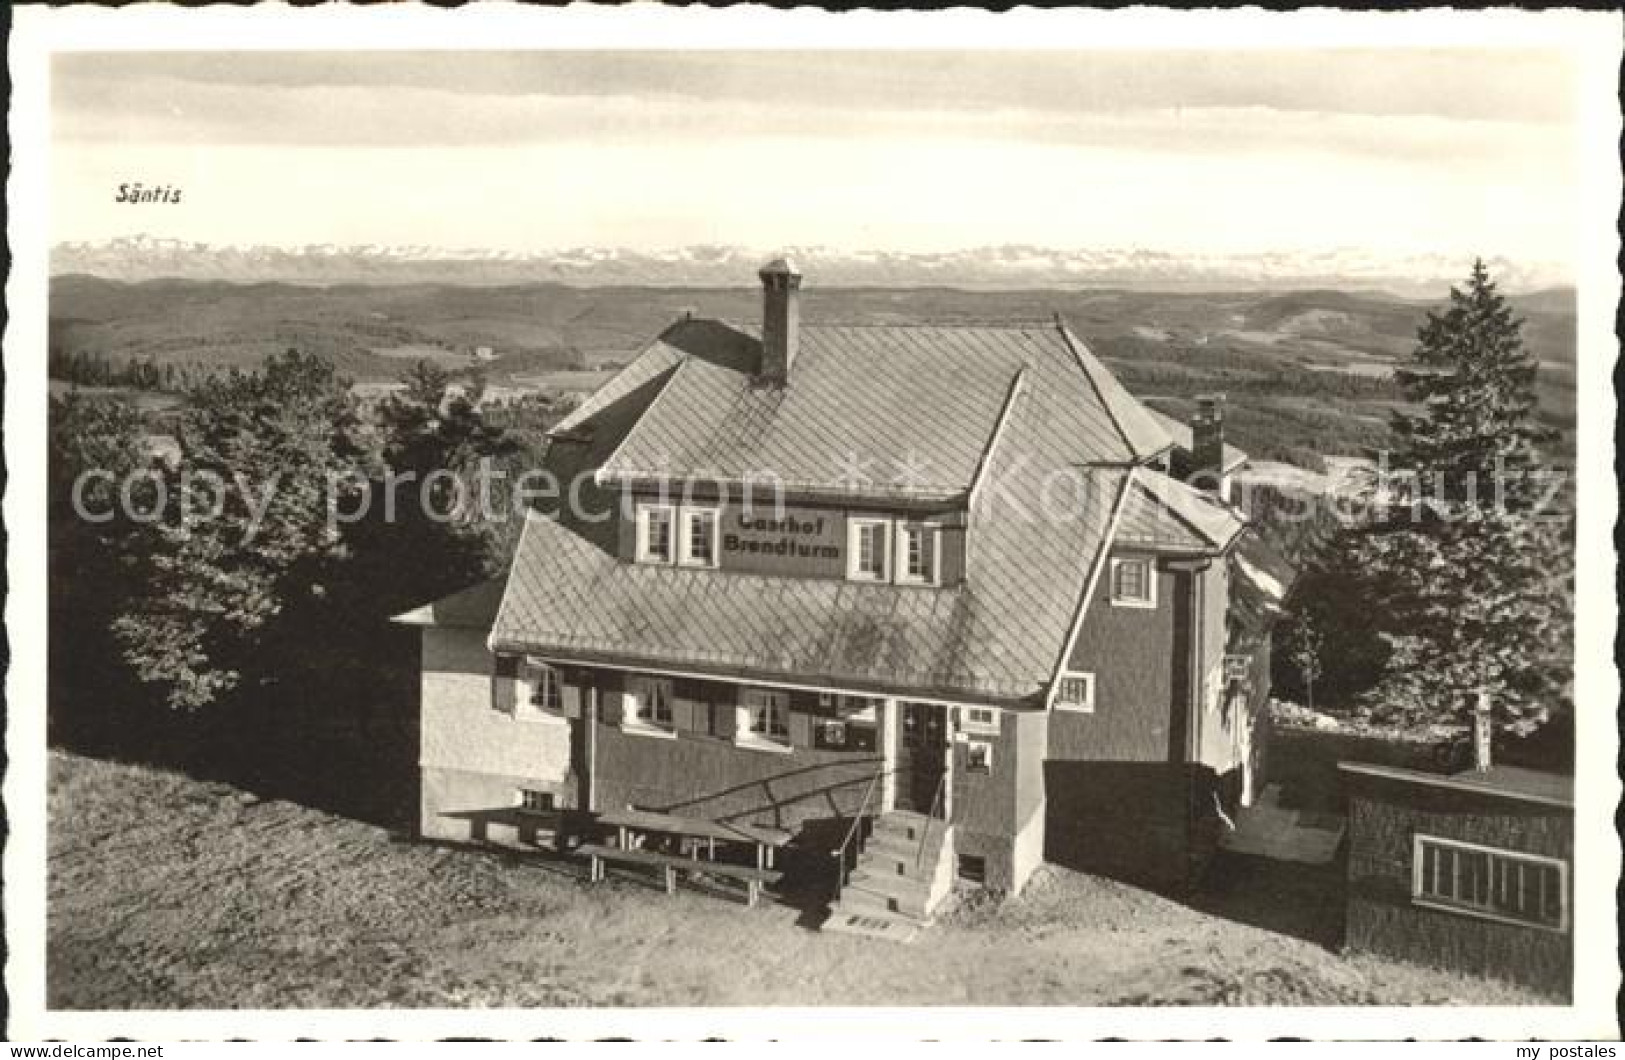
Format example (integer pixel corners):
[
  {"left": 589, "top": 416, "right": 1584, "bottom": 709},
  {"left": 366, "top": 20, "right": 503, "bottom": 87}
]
[{"left": 577, "top": 843, "right": 783, "bottom": 907}]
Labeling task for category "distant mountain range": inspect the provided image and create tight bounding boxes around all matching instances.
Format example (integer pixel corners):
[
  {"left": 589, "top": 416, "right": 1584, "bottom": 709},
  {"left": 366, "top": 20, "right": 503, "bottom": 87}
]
[{"left": 52, "top": 235, "right": 1567, "bottom": 297}]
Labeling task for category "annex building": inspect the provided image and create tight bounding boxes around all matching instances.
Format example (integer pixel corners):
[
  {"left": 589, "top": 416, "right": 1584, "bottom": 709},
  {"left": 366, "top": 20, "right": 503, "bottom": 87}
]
[{"left": 397, "top": 259, "right": 1291, "bottom": 932}]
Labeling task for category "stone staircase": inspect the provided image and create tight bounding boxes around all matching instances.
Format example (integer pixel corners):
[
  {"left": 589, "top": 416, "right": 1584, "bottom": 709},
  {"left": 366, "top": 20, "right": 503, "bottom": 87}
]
[{"left": 821, "top": 810, "right": 955, "bottom": 943}]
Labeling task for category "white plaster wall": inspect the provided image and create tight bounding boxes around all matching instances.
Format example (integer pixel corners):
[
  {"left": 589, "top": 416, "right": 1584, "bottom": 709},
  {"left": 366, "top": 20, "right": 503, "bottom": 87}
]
[
  {"left": 418, "top": 628, "right": 571, "bottom": 783},
  {"left": 421, "top": 766, "right": 564, "bottom": 848},
  {"left": 1010, "top": 796, "right": 1047, "bottom": 894}
]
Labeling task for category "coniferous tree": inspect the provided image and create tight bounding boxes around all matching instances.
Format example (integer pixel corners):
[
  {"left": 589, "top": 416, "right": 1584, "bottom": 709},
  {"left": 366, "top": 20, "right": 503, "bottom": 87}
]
[{"left": 1354, "top": 260, "right": 1572, "bottom": 736}]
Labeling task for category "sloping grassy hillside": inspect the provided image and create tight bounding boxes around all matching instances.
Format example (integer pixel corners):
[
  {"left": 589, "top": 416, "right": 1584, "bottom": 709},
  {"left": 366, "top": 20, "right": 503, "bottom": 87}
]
[{"left": 49, "top": 751, "right": 1544, "bottom": 1009}]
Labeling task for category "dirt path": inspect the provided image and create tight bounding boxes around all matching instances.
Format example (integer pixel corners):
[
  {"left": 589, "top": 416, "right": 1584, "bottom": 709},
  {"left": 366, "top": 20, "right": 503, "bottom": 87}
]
[{"left": 47, "top": 752, "right": 1540, "bottom": 1009}]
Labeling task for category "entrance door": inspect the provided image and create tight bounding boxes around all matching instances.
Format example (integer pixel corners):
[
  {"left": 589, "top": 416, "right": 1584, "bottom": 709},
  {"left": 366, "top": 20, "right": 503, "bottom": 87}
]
[{"left": 893, "top": 702, "right": 948, "bottom": 816}]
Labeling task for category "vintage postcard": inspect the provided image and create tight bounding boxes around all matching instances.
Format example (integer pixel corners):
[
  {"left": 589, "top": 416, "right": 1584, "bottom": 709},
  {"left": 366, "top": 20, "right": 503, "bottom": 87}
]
[{"left": 5, "top": 4, "right": 1620, "bottom": 1043}]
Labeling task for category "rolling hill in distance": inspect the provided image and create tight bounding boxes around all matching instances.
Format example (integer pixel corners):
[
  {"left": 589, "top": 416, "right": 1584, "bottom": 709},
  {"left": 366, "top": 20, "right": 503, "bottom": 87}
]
[{"left": 48, "top": 240, "right": 1577, "bottom": 468}]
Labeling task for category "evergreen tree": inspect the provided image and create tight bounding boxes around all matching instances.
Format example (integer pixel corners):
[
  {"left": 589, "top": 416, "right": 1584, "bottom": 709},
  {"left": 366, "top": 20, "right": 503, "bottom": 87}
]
[
  {"left": 1390, "top": 258, "right": 1555, "bottom": 506},
  {"left": 1355, "top": 261, "right": 1572, "bottom": 736}
]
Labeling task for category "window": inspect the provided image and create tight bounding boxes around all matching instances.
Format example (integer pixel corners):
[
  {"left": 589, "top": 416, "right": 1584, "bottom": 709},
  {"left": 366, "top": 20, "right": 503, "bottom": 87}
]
[
  {"left": 957, "top": 854, "right": 987, "bottom": 884},
  {"left": 635, "top": 503, "right": 676, "bottom": 565},
  {"left": 737, "top": 688, "right": 790, "bottom": 748},
  {"left": 895, "top": 523, "right": 940, "bottom": 586},
  {"left": 816, "top": 693, "right": 878, "bottom": 722},
  {"left": 961, "top": 707, "right": 1001, "bottom": 735},
  {"left": 965, "top": 739, "right": 994, "bottom": 774},
  {"left": 679, "top": 507, "right": 720, "bottom": 568},
  {"left": 639, "top": 503, "right": 722, "bottom": 568},
  {"left": 1224, "top": 654, "right": 1252, "bottom": 683},
  {"left": 1110, "top": 556, "right": 1156, "bottom": 608},
  {"left": 624, "top": 676, "right": 675, "bottom": 733},
  {"left": 517, "top": 789, "right": 556, "bottom": 815},
  {"left": 518, "top": 657, "right": 563, "bottom": 716},
  {"left": 848, "top": 518, "right": 891, "bottom": 582},
  {"left": 812, "top": 694, "right": 878, "bottom": 751},
  {"left": 1054, "top": 671, "right": 1096, "bottom": 713},
  {"left": 1413, "top": 835, "right": 1568, "bottom": 931},
  {"left": 815, "top": 720, "right": 850, "bottom": 749}
]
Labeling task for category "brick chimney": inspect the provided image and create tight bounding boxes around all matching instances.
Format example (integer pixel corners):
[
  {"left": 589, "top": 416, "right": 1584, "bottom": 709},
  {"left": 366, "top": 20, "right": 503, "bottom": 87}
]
[
  {"left": 758, "top": 257, "right": 801, "bottom": 386},
  {"left": 1192, "top": 393, "right": 1229, "bottom": 499}
]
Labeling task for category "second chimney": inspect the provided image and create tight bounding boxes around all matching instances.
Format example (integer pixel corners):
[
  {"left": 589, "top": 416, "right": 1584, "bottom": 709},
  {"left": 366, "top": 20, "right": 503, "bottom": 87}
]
[
  {"left": 1192, "top": 393, "right": 1228, "bottom": 498},
  {"left": 758, "top": 257, "right": 801, "bottom": 386}
]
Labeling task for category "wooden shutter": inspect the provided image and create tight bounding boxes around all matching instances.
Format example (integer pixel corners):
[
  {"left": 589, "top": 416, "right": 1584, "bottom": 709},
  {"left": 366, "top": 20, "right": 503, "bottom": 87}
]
[
  {"left": 789, "top": 709, "right": 813, "bottom": 749},
  {"left": 600, "top": 688, "right": 627, "bottom": 727},
  {"left": 559, "top": 678, "right": 582, "bottom": 720},
  {"left": 714, "top": 696, "right": 738, "bottom": 740},
  {"left": 491, "top": 654, "right": 519, "bottom": 714},
  {"left": 671, "top": 693, "right": 697, "bottom": 733}
]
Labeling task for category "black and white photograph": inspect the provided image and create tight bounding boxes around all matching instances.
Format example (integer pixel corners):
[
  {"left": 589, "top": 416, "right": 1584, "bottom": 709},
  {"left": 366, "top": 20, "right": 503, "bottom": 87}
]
[{"left": 5, "top": 4, "right": 1619, "bottom": 1043}]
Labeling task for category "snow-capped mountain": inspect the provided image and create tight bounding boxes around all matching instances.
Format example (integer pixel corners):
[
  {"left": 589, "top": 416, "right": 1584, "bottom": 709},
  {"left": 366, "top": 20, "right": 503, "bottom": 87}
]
[{"left": 50, "top": 235, "right": 1566, "bottom": 296}]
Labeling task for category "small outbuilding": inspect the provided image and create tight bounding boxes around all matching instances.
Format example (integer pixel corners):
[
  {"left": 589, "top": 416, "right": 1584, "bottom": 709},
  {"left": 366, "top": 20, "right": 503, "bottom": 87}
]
[{"left": 1339, "top": 761, "right": 1573, "bottom": 998}]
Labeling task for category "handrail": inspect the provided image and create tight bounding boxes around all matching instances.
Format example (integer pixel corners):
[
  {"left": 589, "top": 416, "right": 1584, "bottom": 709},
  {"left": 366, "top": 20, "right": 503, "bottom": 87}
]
[
  {"left": 831, "top": 768, "right": 885, "bottom": 903},
  {"left": 915, "top": 770, "right": 948, "bottom": 872}
]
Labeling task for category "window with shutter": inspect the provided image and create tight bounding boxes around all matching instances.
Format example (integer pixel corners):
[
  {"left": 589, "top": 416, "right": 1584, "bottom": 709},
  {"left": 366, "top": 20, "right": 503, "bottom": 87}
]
[
  {"left": 621, "top": 676, "right": 677, "bottom": 737},
  {"left": 736, "top": 688, "right": 791, "bottom": 751},
  {"left": 517, "top": 657, "right": 564, "bottom": 719}
]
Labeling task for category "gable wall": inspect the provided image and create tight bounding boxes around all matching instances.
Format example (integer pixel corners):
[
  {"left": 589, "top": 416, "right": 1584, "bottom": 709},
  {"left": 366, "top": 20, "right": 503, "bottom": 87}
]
[{"left": 1051, "top": 561, "right": 1184, "bottom": 762}]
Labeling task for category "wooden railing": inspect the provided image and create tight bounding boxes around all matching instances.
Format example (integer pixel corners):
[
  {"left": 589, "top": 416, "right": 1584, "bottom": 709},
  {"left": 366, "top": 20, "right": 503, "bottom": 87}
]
[{"left": 830, "top": 768, "right": 885, "bottom": 904}]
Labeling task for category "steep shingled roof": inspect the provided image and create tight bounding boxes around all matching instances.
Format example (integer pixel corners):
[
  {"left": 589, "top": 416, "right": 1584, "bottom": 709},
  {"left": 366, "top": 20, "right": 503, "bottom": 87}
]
[
  {"left": 491, "top": 316, "right": 1146, "bottom": 707},
  {"left": 591, "top": 320, "right": 1165, "bottom": 498},
  {"left": 1057, "top": 326, "right": 1176, "bottom": 461},
  {"left": 484, "top": 312, "right": 1265, "bottom": 705},
  {"left": 1119, "top": 472, "right": 1248, "bottom": 554},
  {"left": 492, "top": 467, "right": 1127, "bottom": 706}
]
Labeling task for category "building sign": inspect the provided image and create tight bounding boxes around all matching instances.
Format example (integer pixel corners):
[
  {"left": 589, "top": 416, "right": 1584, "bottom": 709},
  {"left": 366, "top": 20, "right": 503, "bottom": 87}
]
[{"left": 720, "top": 507, "right": 845, "bottom": 577}]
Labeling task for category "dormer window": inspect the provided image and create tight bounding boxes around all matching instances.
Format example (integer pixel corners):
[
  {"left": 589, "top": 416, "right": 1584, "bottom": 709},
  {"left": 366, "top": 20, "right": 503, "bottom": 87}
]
[
  {"left": 635, "top": 503, "right": 676, "bottom": 564},
  {"left": 679, "top": 507, "right": 720, "bottom": 568},
  {"left": 896, "top": 523, "right": 940, "bottom": 586},
  {"left": 848, "top": 518, "right": 891, "bottom": 582}
]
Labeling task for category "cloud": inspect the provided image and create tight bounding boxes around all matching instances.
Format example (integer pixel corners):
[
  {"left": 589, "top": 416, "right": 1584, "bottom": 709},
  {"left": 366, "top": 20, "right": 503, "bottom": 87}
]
[
  {"left": 54, "top": 72, "right": 1570, "bottom": 175},
  {"left": 48, "top": 49, "right": 1581, "bottom": 265},
  {"left": 55, "top": 48, "right": 1577, "bottom": 125}
]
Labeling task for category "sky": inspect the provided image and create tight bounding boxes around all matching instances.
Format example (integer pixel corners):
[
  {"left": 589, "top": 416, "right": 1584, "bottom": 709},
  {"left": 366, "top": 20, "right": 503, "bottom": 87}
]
[{"left": 51, "top": 50, "right": 1581, "bottom": 264}]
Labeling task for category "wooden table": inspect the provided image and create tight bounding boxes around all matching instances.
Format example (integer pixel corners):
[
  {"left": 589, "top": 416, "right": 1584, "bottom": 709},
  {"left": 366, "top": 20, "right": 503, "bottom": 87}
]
[
  {"left": 576, "top": 842, "right": 782, "bottom": 907},
  {"left": 597, "top": 807, "right": 792, "bottom": 870}
]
